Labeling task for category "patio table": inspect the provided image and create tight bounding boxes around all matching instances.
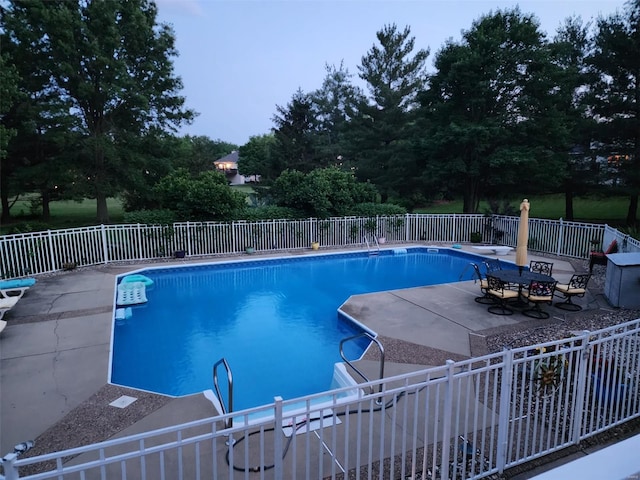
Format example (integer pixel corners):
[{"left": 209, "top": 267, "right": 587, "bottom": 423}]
[{"left": 491, "top": 270, "right": 555, "bottom": 308}]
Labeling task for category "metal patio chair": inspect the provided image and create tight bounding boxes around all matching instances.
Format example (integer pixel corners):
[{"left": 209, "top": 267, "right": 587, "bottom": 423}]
[
  {"left": 522, "top": 279, "right": 557, "bottom": 319},
  {"left": 529, "top": 260, "right": 554, "bottom": 276},
  {"left": 486, "top": 275, "right": 519, "bottom": 315},
  {"left": 471, "top": 263, "right": 494, "bottom": 304},
  {"left": 555, "top": 273, "right": 591, "bottom": 311}
]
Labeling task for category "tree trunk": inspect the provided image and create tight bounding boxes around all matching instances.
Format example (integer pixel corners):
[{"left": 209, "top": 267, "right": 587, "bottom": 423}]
[
  {"left": 564, "top": 190, "right": 574, "bottom": 221},
  {"left": 0, "top": 182, "right": 10, "bottom": 223},
  {"left": 41, "top": 189, "right": 50, "bottom": 221},
  {"left": 96, "top": 192, "right": 109, "bottom": 224},
  {"left": 627, "top": 194, "right": 638, "bottom": 226},
  {"left": 463, "top": 178, "right": 479, "bottom": 213}
]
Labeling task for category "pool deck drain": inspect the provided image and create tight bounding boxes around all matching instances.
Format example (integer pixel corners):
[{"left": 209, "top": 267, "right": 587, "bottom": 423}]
[{"left": 109, "top": 395, "right": 138, "bottom": 409}]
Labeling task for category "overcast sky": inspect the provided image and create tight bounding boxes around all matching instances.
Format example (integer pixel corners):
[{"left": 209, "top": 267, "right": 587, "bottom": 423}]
[{"left": 154, "top": 0, "right": 627, "bottom": 146}]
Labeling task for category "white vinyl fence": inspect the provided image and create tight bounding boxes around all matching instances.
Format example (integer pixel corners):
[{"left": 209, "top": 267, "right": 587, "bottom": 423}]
[
  {"left": 3, "top": 214, "right": 635, "bottom": 279},
  {"left": 3, "top": 319, "right": 639, "bottom": 480}
]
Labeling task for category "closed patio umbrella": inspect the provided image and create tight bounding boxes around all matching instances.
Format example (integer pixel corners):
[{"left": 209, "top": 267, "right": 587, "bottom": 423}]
[{"left": 515, "top": 199, "right": 530, "bottom": 274}]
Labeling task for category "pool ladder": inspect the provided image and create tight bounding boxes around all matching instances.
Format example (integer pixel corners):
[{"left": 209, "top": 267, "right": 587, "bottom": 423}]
[
  {"left": 339, "top": 332, "right": 385, "bottom": 404},
  {"left": 213, "top": 358, "right": 233, "bottom": 428},
  {"left": 363, "top": 235, "right": 380, "bottom": 256}
]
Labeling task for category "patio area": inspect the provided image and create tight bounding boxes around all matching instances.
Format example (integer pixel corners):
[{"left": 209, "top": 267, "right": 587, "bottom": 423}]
[{"left": 0, "top": 245, "right": 633, "bottom": 478}]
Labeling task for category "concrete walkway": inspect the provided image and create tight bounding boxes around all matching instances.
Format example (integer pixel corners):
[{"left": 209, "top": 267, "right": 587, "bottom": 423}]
[{"left": 0, "top": 246, "right": 591, "bottom": 461}]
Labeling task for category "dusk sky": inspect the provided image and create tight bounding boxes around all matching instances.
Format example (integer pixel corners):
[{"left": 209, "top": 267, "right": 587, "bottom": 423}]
[{"left": 155, "top": 0, "right": 627, "bottom": 146}]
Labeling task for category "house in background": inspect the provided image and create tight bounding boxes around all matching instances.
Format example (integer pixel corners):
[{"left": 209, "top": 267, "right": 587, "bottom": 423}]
[{"left": 214, "top": 151, "right": 260, "bottom": 185}]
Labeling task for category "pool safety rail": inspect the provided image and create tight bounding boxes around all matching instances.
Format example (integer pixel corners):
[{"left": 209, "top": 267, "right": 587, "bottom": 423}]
[
  {"left": 363, "top": 234, "right": 380, "bottom": 255},
  {"left": 212, "top": 358, "right": 233, "bottom": 429},
  {"left": 4, "top": 215, "right": 637, "bottom": 278},
  {"left": 3, "top": 318, "right": 640, "bottom": 479},
  {"left": 339, "top": 331, "right": 385, "bottom": 399}
]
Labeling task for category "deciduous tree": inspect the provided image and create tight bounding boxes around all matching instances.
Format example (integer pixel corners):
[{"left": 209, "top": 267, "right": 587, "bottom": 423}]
[
  {"left": 3, "top": 0, "right": 195, "bottom": 223},
  {"left": 588, "top": 0, "right": 640, "bottom": 225}
]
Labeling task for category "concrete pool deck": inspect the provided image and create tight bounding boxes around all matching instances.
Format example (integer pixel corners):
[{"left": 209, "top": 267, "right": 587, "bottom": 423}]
[{"left": 0, "top": 245, "right": 605, "bottom": 467}]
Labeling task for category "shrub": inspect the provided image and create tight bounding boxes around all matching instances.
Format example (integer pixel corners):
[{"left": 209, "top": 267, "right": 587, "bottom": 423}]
[
  {"left": 123, "top": 209, "right": 176, "bottom": 225},
  {"left": 348, "top": 202, "right": 406, "bottom": 217},
  {"left": 242, "top": 206, "right": 302, "bottom": 221},
  {"left": 7, "top": 221, "right": 52, "bottom": 234}
]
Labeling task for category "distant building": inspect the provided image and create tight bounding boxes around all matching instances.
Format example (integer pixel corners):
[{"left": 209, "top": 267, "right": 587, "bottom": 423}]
[{"left": 213, "top": 151, "right": 260, "bottom": 185}]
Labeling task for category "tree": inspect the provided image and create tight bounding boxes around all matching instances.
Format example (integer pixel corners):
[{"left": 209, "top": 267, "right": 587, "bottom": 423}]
[
  {"left": 272, "top": 89, "right": 316, "bottom": 173},
  {"left": 420, "top": 9, "right": 562, "bottom": 212},
  {"left": 238, "top": 134, "right": 277, "bottom": 180},
  {"left": 310, "top": 62, "right": 365, "bottom": 168},
  {"left": 269, "top": 167, "right": 378, "bottom": 218},
  {"left": 176, "top": 136, "right": 238, "bottom": 175},
  {"left": 3, "top": 0, "right": 195, "bottom": 224},
  {"left": 550, "top": 17, "right": 599, "bottom": 220},
  {"left": 153, "top": 168, "right": 246, "bottom": 221},
  {"left": 1, "top": 3, "right": 82, "bottom": 222},
  {"left": 588, "top": 0, "right": 640, "bottom": 225},
  {"left": 0, "top": 52, "right": 20, "bottom": 161},
  {"left": 348, "top": 24, "right": 429, "bottom": 201}
]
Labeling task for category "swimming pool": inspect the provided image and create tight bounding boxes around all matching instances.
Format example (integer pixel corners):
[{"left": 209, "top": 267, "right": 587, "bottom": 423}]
[{"left": 110, "top": 247, "right": 514, "bottom": 410}]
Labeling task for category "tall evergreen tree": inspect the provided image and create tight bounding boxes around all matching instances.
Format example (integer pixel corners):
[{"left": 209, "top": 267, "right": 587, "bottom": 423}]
[
  {"left": 588, "top": 0, "right": 640, "bottom": 225},
  {"left": 272, "top": 89, "right": 316, "bottom": 173},
  {"left": 349, "top": 24, "right": 429, "bottom": 201},
  {"left": 310, "top": 62, "right": 365, "bottom": 168}
]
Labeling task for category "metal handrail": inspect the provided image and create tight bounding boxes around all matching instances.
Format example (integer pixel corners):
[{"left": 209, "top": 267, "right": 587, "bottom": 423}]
[
  {"left": 212, "top": 358, "right": 233, "bottom": 428},
  {"left": 339, "top": 332, "right": 385, "bottom": 399}
]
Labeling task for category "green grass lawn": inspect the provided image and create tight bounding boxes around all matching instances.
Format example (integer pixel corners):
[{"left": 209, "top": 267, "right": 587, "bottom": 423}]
[
  {"left": 3, "top": 197, "right": 125, "bottom": 233},
  {"left": 416, "top": 194, "right": 632, "bottom": 223},
  {"left": 1, "top": 192, "right": 633, "bottom": 235}
]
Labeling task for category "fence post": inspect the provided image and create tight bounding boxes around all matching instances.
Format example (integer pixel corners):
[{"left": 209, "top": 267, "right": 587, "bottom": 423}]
[
  {"left": 100, "top": 224, "right": 109, "bottom": 264},
  {"left": 273, "top": 396, "right": 284, "bottom": 478},
  {"left": 440, "top": 360, "right": 455, "bottom": 480},
  {"left": 496, "top": 348, "right": 513, "bottom": 473},
  {"left": 571, "top": 331, "right": 592, "bottom": 445},
  {"left": 1, "top": 452, "right": 20, "bottom": 480},
  {"left": 405, "top": 213, "right": 410, "bottom": 242},
  {"left": 136, "top": 224, "right": 142, "bottom": 261},
  {"left": 46, "top": 230, "right": 57, "bottom": 273},
  {"left": 556, "top": 218, "right": 564, "bottom": 257}
]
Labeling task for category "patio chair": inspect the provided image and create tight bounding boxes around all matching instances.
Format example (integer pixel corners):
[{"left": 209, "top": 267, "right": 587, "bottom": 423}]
[
  {"left": 521, "top": 280, "right": 557, "bottom": 319},
  {"left": 483, "top": 259, "right": 502, "bottom": 273},
  {"left": 0, "top": 277, "right": 37, "bottom": 300},
  {"left": 486, "top": 275, "right": 519, "bottom": 315},
  {"left": 529, "top": 260, "right": 553, "bottom": 276},
  {"left": 589, "top": 239, "right": 618, "bottom": 272},
  {"left": 555, "top": 273, "right": 591, "bottom": 311},
  {"left": 0, "top": 296, "right": 20, "bottom": 321},
  {"left": 471, "top": 263, "right": 494, "bottom": 304}
]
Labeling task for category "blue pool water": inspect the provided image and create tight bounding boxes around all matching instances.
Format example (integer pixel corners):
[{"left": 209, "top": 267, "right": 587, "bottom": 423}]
[{"left": 110, "top": 248, "right": 514, "bottom": 410}]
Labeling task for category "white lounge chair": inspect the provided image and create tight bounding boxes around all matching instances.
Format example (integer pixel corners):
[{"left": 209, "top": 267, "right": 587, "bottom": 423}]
[
  {"left": 0, "top": 296, "right": 20, "bottom": 320},
  {"left": 0, "top": 277, "right": 37, "bottom": 300}
]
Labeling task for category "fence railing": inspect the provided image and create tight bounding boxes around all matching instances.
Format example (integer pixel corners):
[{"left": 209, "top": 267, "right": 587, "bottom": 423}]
[
  {"left": 4, "top": 318, "right": 639, "bottom": 479},
  {"left": 3, "top": 214, "right": 630, "bottom": 279}
]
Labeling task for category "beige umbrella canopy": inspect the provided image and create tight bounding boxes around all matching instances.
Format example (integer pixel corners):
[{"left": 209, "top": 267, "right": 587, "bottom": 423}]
[{"left": 515, "top": 199, "right": 530, "bottom": 273}]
